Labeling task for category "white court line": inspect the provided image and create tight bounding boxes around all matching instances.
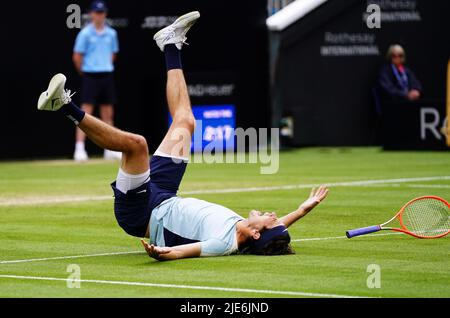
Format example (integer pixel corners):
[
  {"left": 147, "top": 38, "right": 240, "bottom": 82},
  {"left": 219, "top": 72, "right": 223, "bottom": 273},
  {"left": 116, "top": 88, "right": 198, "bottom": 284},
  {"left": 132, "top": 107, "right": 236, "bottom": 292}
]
[
  {"left": 0, "top": 274, "right": 368, "bottom": 298},
  {"left": 1, "top": 175, "right": 449, "bottom": 206},
  {"left": 406, "top": 184, "right": 450, "bottom": 189},
  {"left": 182, "top": 176, "right": 450, "bottom": 195},
  {"left": 0, "top": 232, "right": 405, "bottom": 265},
  {"left": 0, "top": 251, "right": 142, "bottom": 264},
  {"left": 292, "top": 232, "right": 403, "bottom": 242},
  {"left": 330, "top": 183, "right": 450, "bottom": 189},
  {"left": 0, "top": 195, "right": 112, "bottom": 207}
]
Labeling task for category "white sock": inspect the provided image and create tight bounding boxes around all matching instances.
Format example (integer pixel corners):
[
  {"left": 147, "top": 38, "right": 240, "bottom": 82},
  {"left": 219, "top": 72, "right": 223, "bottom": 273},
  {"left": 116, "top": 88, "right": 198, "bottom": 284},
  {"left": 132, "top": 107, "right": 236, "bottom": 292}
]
[{"left": 75, "top": 141, "right": 85, "bottom": 152}]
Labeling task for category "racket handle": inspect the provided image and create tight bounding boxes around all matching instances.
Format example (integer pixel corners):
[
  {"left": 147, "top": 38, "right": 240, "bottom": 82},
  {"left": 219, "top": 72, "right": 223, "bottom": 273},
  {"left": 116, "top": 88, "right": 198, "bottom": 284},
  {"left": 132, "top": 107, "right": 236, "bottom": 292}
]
[{"left": 346, "top": 225, "right": 381, "bottom": 238}]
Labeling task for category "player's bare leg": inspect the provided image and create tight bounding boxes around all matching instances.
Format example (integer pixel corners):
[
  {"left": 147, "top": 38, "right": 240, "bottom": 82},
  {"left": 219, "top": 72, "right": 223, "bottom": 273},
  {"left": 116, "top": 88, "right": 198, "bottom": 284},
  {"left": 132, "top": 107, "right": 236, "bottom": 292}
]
[
  {"left": 37, "top": 74, "right": 149, "bottom": 175},
  {"left": 78, "top": 114, "right": 148, "bottom": 174},
  {"left": 157, "top": 69, "right": 195, "bottom": 158},
  {"left": 153, "top": 11, "right": 200, "bottom": 157}
]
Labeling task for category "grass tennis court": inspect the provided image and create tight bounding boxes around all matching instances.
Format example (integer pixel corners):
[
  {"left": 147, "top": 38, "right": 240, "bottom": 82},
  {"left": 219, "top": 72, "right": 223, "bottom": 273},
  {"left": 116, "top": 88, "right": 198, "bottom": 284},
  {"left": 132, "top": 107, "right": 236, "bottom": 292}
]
[{"left": 0, "top": 148, "right": 449, "bottom": 298}]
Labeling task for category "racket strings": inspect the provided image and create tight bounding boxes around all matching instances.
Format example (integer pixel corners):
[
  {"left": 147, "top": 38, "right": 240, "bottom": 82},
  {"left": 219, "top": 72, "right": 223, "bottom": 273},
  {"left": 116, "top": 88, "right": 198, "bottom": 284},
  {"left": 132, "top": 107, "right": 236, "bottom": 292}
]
[{"left": 401, "top": 198, "right": 450, "bottom": 237}]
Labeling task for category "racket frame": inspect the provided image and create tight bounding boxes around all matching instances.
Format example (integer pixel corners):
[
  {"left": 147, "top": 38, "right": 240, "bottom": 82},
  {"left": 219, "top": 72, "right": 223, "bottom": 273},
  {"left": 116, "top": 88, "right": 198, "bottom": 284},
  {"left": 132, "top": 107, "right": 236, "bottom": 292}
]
[{"left": 347, "top": 196, "right": 450, "bottom": 239}]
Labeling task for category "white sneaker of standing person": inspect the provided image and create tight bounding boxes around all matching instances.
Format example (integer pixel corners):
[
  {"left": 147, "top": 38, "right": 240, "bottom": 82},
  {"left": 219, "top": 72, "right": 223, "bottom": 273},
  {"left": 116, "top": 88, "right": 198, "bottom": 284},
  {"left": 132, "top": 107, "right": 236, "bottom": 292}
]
[
  {"left": 74, "top": 142, "right": 88, "bottom": 162},
  {"left": 104, "top": 149, "right": 122, "bottom": 161}
]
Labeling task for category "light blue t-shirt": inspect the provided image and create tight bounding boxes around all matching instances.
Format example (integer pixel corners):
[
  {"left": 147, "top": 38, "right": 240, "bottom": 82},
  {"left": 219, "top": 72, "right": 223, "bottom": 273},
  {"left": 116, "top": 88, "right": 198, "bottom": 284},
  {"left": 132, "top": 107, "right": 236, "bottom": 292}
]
[
  {"left": 73, "top": 23, "right": 119, "bottom": 73},
  {"left": 150, "top": 197, "right": 244, "bottom": 257}
]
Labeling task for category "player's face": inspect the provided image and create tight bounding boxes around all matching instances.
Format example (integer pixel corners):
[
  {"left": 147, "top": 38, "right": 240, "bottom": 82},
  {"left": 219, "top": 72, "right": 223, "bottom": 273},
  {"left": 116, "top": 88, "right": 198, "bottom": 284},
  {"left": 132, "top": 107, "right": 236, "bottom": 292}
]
[
  {"left": 90, "top": 11, "right": 107, "bottom": 25},
  {"left": 391, "top": 50, "right": 404, "bottom": 66},
  {"left": 247, "top": 210, "right": 280, "bottom": 231}
]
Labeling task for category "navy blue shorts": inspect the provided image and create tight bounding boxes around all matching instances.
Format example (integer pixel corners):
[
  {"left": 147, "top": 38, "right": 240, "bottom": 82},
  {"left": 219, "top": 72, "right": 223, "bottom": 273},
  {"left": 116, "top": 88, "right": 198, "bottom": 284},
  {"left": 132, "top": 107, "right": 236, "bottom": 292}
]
[
  {"left": 81, "top": 72, "right": 117, "bottom": 105},
  {"left": 111, "top": 155, "right": 188, "bottom": 237}
]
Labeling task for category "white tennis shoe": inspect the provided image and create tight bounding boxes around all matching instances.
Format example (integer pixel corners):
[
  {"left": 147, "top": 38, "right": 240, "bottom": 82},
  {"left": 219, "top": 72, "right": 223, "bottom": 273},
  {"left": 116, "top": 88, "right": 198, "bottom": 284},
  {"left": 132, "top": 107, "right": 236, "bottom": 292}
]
[
  {"left": 153, "top": 11, "right": 200, "bottom": 52},
  {"left": 37, "top": 73, "right": 75, "bottom": 111},
  {"left": 74, "top": 148, "right": 89, "bottom": 162}
]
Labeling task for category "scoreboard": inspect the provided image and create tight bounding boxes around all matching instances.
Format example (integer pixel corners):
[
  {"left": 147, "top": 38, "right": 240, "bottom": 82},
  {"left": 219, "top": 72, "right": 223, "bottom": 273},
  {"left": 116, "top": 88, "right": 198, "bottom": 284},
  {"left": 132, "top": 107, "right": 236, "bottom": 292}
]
[{"left": 169, "top": 104, "right": 236, "bottom": 152}]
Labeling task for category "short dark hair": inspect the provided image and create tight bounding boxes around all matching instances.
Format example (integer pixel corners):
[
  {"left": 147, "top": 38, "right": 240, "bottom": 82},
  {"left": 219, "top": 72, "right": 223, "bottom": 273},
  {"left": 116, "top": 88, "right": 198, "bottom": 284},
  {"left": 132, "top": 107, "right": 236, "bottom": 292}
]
[
  {"left": 258, "top": 238, "right": 295, "bottom": 255},
  {"left": 240, "top": 235, "right": 295, "bottom": 256}
]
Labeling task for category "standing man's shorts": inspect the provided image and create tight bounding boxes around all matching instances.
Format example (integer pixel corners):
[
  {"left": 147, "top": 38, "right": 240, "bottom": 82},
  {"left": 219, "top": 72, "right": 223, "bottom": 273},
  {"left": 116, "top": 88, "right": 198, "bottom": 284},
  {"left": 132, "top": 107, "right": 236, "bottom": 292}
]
[
  {"left": 111, "top": 151, "right": 188, "bottom": 237},
  {"left": 81, "top": 72, "right": 117, "bottom": 105}
]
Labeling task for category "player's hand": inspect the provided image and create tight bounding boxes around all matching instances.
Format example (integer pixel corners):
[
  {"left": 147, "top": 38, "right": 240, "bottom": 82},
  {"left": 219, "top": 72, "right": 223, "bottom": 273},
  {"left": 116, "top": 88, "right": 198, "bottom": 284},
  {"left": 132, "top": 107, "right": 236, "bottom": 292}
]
[
  {"left": 407, "top": 89, "right": 420, "bottom": 101},
  {"left": 298, "top": 185, "right": 329, "bottom": 214},
  {"left": 141, "top": 239, "right": 172, "bottom": 260}
]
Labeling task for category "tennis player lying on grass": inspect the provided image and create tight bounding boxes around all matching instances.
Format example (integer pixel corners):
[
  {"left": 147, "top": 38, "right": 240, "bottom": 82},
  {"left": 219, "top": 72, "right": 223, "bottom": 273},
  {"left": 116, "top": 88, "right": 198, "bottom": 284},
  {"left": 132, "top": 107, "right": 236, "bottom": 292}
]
[{"left": 37, "top": 11, "right": 329, "bottom": 261}]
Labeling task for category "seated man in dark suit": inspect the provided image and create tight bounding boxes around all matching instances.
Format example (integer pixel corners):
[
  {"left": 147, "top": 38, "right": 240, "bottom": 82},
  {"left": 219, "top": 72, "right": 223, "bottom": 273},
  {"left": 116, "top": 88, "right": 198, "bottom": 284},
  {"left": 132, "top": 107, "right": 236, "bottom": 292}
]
[{"left": 378, "top": 44, "right": 422, "bottom": 102}]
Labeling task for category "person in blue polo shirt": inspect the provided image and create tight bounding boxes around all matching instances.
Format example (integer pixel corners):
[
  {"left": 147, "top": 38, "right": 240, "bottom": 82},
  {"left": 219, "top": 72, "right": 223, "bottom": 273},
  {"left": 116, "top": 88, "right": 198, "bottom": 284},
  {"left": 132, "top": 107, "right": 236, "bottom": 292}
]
[{"left": 72, "top": 0, "right": 121, "bottom": 161}]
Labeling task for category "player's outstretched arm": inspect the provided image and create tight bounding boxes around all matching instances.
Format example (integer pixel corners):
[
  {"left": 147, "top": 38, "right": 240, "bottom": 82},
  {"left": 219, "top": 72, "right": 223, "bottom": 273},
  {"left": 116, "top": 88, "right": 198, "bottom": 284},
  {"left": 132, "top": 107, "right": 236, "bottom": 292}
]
[
  {"left": 279, "top": 186, "right": 329, "bottom": 228},
  {"left": 140, "top": 239, "right": 201, "bottom": 261}
]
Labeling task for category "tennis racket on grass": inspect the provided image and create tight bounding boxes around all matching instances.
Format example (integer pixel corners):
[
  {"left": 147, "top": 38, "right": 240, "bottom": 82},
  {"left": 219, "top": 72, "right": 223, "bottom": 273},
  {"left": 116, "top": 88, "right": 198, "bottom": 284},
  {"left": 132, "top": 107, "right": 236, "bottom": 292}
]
[{"left": 346, "top": 196, "right": 450, "bottom": 239}]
